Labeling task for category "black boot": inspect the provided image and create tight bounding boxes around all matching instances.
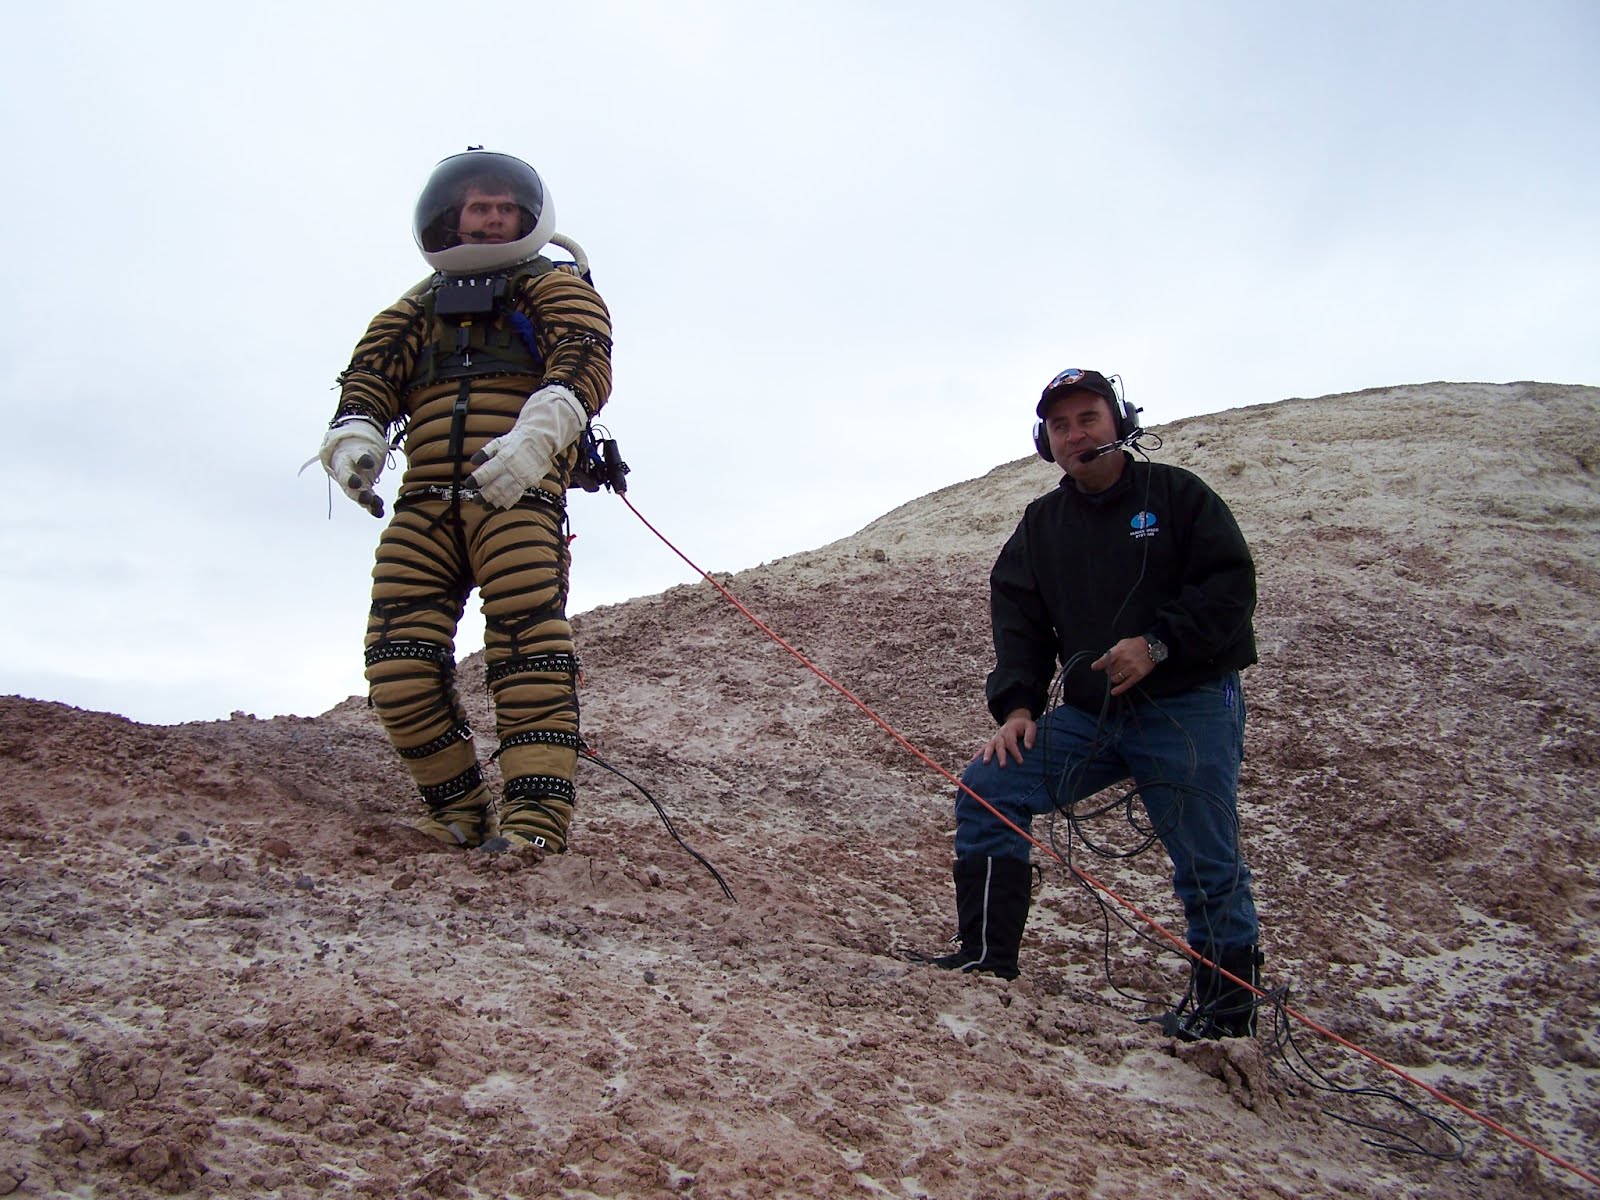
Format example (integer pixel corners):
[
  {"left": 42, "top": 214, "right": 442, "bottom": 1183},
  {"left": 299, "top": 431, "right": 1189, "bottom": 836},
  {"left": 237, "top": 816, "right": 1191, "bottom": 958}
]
[
  {"left": 930, "top": 856, "right": 1032, "bottom": 980},
  {"left": 1166, "top": 944, "right": 1263, "bottom": 1040}
]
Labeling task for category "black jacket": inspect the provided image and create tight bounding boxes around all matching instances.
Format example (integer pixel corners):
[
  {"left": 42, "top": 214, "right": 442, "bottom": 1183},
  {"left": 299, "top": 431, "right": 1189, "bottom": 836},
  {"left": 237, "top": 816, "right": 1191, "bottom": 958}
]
[{"left": 986, "top": 455, "right": 1257, "bottom": 722}]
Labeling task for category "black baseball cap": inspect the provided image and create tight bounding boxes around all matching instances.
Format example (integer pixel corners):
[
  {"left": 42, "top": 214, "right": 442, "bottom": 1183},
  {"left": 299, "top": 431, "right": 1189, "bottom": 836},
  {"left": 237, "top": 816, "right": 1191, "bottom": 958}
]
[{"left": 1036, "top": 368, "right": 1116, "bottom": 417}]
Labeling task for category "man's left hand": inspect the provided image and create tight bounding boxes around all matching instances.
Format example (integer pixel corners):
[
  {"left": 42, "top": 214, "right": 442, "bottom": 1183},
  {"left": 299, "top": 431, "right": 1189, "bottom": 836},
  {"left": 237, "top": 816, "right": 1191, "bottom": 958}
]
[
  {"left": 1092, "top": 636, "right": 1156, "bottom": 697},
  {"left": 467, "top": 383, "right": 587, "bottom": 509}
]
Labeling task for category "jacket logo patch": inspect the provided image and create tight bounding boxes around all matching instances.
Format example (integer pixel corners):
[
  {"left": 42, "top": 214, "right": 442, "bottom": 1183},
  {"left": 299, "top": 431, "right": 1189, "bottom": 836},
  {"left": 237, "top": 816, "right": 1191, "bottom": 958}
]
[{"left": 1130, "top": 510, "right": 1159, "bottom": 539}]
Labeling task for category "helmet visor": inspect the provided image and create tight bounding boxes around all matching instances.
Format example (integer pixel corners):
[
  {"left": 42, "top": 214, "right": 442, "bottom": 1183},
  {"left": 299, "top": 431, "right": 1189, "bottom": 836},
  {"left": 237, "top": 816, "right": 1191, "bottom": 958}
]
[{"left": 413, "top": 151, "right": 546, "bottom": 254}]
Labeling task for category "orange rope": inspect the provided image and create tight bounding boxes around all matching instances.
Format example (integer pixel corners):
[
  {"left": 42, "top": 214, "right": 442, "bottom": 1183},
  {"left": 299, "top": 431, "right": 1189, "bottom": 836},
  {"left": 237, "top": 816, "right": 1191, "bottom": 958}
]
[{"left": 618, "top": 493, "right": 1599, "bottom": 1189}]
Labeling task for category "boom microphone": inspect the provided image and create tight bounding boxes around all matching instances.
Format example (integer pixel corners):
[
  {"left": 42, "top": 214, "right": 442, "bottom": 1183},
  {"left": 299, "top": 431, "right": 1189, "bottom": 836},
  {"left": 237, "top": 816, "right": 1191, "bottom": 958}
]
[{"left": 1077, "top": 439, "right": 1126, "bottom": 464}]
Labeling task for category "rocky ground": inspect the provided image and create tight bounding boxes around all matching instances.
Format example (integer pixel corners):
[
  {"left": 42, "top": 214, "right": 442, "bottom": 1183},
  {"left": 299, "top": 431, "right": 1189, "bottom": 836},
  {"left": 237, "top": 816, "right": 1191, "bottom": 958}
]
[{"left": 2, "top": 381, "right": 1597, "bottom": 1198}]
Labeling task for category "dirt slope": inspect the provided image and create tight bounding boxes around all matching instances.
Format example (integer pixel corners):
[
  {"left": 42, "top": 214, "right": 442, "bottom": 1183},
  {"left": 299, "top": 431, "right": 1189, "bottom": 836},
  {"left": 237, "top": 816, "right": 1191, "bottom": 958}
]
[{"left": 2, "top": 381, "right": 1597, "bottom": 1199}]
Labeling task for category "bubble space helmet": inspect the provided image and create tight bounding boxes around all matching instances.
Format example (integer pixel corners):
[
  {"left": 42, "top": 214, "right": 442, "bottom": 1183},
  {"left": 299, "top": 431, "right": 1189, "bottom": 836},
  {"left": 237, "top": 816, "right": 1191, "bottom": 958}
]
[{"left": 413, "top": 150, "right": 557, "bottom": 273}]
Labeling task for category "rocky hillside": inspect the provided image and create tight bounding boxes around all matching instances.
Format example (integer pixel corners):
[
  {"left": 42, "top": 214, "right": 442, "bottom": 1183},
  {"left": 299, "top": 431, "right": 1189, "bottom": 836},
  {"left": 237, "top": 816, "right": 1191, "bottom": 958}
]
[{"left": 2, "top": 381, "right": 1596, "bottom": 1198}]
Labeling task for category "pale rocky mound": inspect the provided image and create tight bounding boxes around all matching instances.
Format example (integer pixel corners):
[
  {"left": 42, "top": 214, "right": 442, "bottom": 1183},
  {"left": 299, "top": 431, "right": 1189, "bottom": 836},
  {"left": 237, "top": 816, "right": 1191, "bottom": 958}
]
[{"left": 2, "top": 381, "right": 1596, "bottom": 1199}]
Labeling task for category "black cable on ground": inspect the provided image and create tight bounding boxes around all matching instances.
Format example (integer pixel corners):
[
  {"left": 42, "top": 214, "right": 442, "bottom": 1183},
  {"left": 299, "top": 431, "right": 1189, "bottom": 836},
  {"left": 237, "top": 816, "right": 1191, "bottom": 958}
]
[{"left": 579, "top": 747, "right": 735, "bottom": 901}]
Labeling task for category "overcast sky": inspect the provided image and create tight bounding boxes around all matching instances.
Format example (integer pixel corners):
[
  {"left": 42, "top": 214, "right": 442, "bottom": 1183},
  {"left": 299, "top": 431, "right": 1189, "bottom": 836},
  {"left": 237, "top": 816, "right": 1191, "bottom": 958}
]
[{"left": 2, "top": 1, "right": 1596, "bottom": 725}]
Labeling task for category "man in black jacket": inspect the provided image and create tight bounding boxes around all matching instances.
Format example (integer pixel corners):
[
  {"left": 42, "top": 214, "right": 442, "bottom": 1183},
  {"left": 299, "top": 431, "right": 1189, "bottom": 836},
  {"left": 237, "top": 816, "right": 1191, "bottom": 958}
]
[{"left": 930, "top": 367, "right": 1263, "bottom": 1039}]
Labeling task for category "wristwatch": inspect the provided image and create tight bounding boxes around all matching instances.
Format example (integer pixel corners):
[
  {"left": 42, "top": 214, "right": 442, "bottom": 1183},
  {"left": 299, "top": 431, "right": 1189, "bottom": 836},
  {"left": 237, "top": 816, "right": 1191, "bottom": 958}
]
[{"left": 1144, "top": 634, "right": 1169, "bottom": 666}]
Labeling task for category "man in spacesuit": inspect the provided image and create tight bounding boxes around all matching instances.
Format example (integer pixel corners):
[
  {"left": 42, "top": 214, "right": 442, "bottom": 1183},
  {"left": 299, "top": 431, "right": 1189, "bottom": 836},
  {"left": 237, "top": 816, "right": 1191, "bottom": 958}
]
[{"left": 319, "top": 149, "right": 612, "bottom": 855}]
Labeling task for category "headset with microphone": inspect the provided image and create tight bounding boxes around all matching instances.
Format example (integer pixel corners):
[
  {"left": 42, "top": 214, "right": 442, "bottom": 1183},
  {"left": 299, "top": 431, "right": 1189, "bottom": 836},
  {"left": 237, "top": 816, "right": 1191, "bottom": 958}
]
[{"left": 1032, "top": 368, "right": 1143, "bottom": 463}]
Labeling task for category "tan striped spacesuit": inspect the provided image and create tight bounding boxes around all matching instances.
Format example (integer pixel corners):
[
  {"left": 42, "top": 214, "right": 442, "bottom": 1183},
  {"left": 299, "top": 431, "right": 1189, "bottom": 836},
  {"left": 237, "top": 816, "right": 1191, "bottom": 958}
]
[{"left": 330, "top": 258, "right": 612, "bottom": 852}]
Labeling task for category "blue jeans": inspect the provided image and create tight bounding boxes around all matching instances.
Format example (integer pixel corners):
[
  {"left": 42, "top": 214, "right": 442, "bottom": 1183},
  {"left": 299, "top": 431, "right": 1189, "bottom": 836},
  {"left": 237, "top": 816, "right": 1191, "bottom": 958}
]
[{"left": 954, "top": 674, "right": 1258, "bottom": 951}]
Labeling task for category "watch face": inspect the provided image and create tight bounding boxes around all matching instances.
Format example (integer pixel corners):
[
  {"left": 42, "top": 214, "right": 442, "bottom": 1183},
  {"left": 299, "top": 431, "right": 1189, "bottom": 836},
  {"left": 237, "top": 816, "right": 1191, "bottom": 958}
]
[{"left": 1146, "top": 637, "right": 1168, "bottom": 663}]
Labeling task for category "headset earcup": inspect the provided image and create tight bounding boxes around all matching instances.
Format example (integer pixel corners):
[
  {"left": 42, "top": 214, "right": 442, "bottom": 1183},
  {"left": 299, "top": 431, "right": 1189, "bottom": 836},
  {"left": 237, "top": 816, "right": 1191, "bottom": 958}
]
[
  {"left": 1033, "top": 421, "right": 1054, "bottom": 462},
  {"left": 1115, "top": 396, "right": 1142, "bottom": 441}
]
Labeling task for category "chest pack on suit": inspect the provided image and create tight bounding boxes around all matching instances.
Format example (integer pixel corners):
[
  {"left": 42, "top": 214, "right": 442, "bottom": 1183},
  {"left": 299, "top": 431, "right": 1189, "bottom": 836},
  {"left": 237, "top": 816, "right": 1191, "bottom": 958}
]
[
  {"left": 412, "top": 261, "right": 553, "bottom": 497},
  {"left": 410, "top": 259, "right": 554, "bottom": 390}
]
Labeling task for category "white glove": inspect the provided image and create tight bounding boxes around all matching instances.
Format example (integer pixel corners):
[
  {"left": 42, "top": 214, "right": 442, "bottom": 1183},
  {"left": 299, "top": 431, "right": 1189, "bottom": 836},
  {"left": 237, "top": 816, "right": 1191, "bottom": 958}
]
[
  {"left": 319, "top": 419, "right": 388, "bottom": 516},
  {"left": 468, "top": 383, "right": 588, "bottom": 509}
]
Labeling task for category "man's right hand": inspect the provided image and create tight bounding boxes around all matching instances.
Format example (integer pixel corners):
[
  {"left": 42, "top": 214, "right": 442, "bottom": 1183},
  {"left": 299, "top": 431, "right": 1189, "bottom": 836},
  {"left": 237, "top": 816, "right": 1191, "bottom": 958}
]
[
  {"left": 319, "top": 419, "right": 388, "bottom": 517},
  {"left": 980, "top": 709, "right": 1037, "bottom": 766}
]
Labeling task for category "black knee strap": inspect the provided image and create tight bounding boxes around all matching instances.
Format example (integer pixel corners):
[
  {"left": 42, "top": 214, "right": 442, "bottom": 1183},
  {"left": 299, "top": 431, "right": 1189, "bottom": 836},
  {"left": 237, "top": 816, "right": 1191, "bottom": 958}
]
[
  {"left": 419, "top": 765, "right": 484, "bottom": 808},
  {"left": 485, "top": 652, "right": 579, "bottom": 685},
  {"left": 503, "top": 774, "right": 576, "bottom": 805},
  {"left": 399, "top": 723, "right": 475, "bottom": 760},
  {"left": 492, "top": 730, "right": 583, "bottom": 761},
  {"left": 366, "top": 639, "right": 456, "bottom": 670}
]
